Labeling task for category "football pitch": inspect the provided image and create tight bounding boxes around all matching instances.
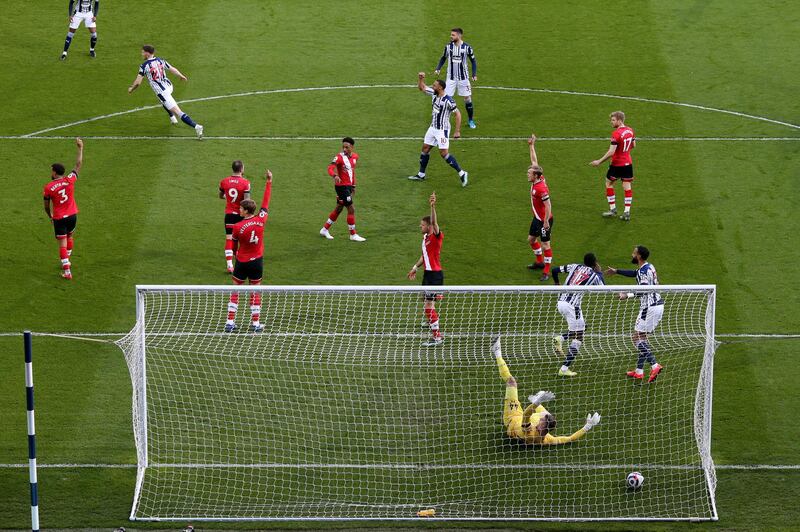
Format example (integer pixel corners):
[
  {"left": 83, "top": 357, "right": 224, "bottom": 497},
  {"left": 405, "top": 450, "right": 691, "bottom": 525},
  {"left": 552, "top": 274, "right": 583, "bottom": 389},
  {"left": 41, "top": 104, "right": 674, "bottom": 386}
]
[{"left": 1, "top": 0, "right": 799, "bottom": 529}]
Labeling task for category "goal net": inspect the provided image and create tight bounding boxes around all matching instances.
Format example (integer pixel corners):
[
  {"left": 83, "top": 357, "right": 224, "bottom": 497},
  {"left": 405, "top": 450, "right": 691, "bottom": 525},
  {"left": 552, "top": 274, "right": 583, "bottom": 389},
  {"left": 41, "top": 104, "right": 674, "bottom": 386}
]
[{"left": 118, "top": 284, "right": 717, "bottom": 521}]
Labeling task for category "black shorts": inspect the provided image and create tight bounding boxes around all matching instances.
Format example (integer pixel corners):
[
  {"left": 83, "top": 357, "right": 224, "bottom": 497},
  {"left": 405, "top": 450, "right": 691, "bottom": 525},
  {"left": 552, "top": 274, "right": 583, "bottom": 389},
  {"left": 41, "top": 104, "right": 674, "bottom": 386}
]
[
  {"left": 606, "top": 164, "right": 634, "bottom": 181},
  {"left": 224, "top": 213, "right": 244, "bottom": 235},
  {"left": 529, "top": 217, "right": 553, "bottom": 242},
  {"left": 232, "top": 257, "right": 263, "bottom": 283},
  {"left": 422, "top": 270, "right": 444, "bottom": 301},
  {"left": 53, "top": 214, "right": 77, "bottom": 238},
  {"left": 335, "top": 185, "right": 354, "bottom": 207}
]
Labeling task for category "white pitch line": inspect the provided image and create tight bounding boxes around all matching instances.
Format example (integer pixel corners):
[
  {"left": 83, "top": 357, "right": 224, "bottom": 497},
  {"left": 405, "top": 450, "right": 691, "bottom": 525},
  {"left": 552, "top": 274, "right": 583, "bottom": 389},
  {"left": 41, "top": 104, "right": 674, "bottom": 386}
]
[
  {"left": 16, "top": 84, "right": 800, "bottom": 138},
  {"left": 0, "top": 332, "right": 798, "bottom": 338},
  {"left": 1, "top": 135, "right": 799, "bottom": 141},
  {"left": 0, "top": 463, "right": 797, "bottom": 471}
]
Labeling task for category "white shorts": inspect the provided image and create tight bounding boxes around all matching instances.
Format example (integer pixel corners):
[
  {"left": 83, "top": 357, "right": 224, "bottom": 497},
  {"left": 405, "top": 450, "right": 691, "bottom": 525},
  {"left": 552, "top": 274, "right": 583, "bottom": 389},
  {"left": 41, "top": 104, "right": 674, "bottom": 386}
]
[
  {"left": 155, "top": 86, "right": 177, "bottom": 110},
  {"left": 635, "top": 304, "right": 664, "bottom": 334},
  {"left": 69, "top": 11, "right": 96, "bottom": 30},
  {"left": 423, "top": 126, "right": 449, "bottom": 150},
  {"left": 557, "top": 301, "right": 585, "bottom": 332},
  {"left": 445, "top": 78, "right": 472, "bottom": 97}
]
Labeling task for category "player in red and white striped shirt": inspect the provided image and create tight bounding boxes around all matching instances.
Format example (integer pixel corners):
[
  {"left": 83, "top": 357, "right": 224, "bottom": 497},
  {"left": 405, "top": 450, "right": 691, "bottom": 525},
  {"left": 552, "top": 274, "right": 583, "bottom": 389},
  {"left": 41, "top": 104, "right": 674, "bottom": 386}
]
[
  {"left": 320, "top": 137, "right": 366, "bottom": 242},
  {"left": 219, "top": 160, "right": 251, "bottom": 273},
  {"left": 525, "top": 134, "right": 555, "bottom": 281},
  {"left": 590, "top": 111, "right": 636, "bottom": 221},
  {"left": 225, "top": 170, "right": 273, "bottom": 333},
  {"left": 407, "top": 192, "right": 444, "bottom": 347},
  {"left": 42, "top": 137, "right": 84, "bottom": 280}
]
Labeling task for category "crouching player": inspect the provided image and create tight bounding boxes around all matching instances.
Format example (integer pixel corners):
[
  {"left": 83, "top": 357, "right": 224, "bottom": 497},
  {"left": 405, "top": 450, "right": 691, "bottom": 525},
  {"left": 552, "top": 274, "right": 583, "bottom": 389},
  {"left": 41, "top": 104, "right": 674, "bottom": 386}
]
[
  {"left": 492, "top": 337, "right": 601, "bottom": 444},
  {"left": 225, "top": 170, "right": 273, "bottom": 333}
]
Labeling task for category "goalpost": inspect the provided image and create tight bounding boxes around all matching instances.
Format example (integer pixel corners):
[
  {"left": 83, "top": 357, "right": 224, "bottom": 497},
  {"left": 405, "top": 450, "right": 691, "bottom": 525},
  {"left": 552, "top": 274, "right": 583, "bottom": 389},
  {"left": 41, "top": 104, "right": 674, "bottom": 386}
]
[{"left": 118, "top": 284, "right": 717, "bottom": 521}]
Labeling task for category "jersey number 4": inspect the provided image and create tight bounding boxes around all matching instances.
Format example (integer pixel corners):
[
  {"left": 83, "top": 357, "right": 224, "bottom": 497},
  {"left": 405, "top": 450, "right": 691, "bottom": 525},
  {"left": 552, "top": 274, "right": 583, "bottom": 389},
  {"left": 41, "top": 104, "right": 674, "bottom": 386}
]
[{"left": 249, "top": 230, "right": 259, "bottom": 244}]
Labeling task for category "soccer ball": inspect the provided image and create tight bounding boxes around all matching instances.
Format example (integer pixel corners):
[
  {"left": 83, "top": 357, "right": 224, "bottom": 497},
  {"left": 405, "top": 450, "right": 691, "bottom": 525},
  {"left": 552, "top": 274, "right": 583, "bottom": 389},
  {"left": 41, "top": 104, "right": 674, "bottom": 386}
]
[{"left": 626, "top": 471, "right": 645, "bottom": 489}]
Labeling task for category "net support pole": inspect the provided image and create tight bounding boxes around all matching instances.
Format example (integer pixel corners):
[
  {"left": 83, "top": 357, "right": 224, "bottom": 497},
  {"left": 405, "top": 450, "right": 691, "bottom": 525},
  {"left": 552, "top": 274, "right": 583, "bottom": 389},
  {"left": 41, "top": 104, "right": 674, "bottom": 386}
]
[{"left": 23, "top": 331, "right": 40, "bottom": 532}]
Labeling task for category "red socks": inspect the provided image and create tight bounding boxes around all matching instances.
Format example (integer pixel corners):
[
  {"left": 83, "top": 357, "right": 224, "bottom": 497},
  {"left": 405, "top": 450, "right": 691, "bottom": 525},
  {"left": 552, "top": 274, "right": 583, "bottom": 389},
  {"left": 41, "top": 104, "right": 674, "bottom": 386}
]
[
  {"left": 606, "top": 187, "right": 616, "bottom": 210},
  {"left": 66, "top": 236, "right": 74, "bottom": 256},
  {"left": 425, "top": 308, "right": 441, "bottom": 337},
  {"left": 624, "top": 189, "right": 633, "bottom": 211},
  {"left": 530, "top": 240, "right": 543, "bottom": 263},
  {"left": 324, "top": 210, "right": 340, "bottom": 229},
  {"left": 250, "top": 292, "right": 261, "bottom": 324},
  {"left": 346, "top": 214, "right": 356, "bottom": 235},
  {"left": 227, "top": 292, "right": 239, "bottom": 321},
  {"left": 224, "top": 239, "right": 234, "bottom": 260},
  {"left": 543, "top": 248, "right": 553, "bottom": 274}
]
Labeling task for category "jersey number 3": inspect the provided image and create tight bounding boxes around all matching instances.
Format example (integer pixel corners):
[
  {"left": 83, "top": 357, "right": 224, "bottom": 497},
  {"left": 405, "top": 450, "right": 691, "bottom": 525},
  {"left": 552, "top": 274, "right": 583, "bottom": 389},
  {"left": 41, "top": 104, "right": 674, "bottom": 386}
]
[{"left": 58, "top": 189, "right": 69, "bottom": 204}]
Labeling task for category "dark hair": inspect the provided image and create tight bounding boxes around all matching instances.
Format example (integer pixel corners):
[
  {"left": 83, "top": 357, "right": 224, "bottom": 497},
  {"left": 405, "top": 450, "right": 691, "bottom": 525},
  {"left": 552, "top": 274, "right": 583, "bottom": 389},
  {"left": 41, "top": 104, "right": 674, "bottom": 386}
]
[
  {"left": 583, "top": 253, "right": 598, "bottom": 268},
  {"left": 542, "top": 413, "right": 557, "bottom": 436},
  {"left": 240, "top": 199, "right": 257, "bottom": 215},
  {"left": 51, "top": 163, "right": 66, "bottom": 176},
  {"left": 422, "top": 215, "right": 432, "bottom": 224},
  {"left": 232, "top": 160, "right": 244, "bottom": 173},
  {"left": 451, "top": 27, "right": 464, "bottom": 35},
  {"left": 433, "top": 79, "right": 446, "bottom": 90},
  {"left": 342, "top": 137, "right": 355, "bottom": 146},
  {"left": 635, "top": 245, "right": 650, "bottom": 260},
  {"left": 142, "top": 45, "right": 155, "bottom": 54}
]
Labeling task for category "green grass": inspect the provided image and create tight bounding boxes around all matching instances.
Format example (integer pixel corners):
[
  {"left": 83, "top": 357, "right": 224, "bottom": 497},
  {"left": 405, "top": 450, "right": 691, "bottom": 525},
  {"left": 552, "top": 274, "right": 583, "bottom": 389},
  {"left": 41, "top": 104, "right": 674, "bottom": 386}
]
[{"left": 1, "top": 0, "right": 799, "bottom": 529}]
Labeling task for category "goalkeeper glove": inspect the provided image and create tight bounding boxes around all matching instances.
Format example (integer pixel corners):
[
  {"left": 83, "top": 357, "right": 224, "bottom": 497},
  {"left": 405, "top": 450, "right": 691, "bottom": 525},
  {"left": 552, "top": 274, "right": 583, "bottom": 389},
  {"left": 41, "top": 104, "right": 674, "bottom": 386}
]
[
  {"left": 528, "top": 390, "right": 556, "bottom": 406},
  {"left": 583, "top": 412, "right": 601, "bottom": 432}
]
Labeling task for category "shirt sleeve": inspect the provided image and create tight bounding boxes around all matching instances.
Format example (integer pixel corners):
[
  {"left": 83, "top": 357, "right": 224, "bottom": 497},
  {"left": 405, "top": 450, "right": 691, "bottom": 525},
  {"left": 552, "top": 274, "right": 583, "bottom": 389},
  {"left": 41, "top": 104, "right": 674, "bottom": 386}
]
[
  {"left": 94, "top": 0, "right": 100, "bottom": 15},
  {"left": 447, "top": 98, "right": 457, "bottom": 111},
  {"left": 542, "top": 427, "right": 588, "bottom": 445},
  {"left": 424, "top": 87, "right": 435, "bottom": 96},
  {"left": 163, "top": 59, "right": 172, "bottom": 70},
  {"left": 436, "top": 46, "right": 448, "bottom": 71},
  {"left": 43, "top": 185, "right": 51, "bottom": 200},
  {"left": 138, "top": 63, "right": 146, "bottom": 76},
  {"left": 467, "top": 45, "right": 477, "bottom": 75},
  {"left": 610, "top": 129, "right": 619, "bottom": 145},
  {"left": 68, "top": 171, "right": 78, "bottom": 182}
]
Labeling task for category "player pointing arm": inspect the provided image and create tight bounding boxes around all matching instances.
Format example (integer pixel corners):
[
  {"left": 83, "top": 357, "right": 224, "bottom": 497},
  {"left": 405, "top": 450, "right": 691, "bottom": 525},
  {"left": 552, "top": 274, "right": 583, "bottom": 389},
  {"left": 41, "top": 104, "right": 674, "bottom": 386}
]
[
  {"left": 43, "top": 138, "right": 84, "bottom": 280},
  {"left": 525, "top": 134, "right": 555, "bottom": 281},
  {"left": 493, "top": 337, "right": 601, "bottom": 445},
  {"left": 407, "top": 192, "right": 444, "bottom": 347}
]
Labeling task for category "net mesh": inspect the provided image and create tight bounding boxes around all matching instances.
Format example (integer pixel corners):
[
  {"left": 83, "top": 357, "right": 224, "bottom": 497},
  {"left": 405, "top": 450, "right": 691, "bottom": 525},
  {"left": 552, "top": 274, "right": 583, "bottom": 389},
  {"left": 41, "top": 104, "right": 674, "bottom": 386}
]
[{"left": 118, "top": 285, "right": 717, "bottom": 521}]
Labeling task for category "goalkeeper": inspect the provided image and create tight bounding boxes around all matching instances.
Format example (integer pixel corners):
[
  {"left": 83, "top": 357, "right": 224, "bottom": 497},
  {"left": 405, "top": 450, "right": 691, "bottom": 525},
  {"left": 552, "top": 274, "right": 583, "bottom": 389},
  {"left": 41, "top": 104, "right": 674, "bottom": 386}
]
[{"left": 492, "top": 337, "right": 601, "bottom": 444}]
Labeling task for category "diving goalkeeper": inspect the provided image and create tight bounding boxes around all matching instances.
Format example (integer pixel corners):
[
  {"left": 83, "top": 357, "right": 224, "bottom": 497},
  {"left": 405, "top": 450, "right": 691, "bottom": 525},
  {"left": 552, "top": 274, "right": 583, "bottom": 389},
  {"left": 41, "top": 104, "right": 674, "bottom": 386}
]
[{"left": 492, "top": 337, "right": 601, "bottom": 444}]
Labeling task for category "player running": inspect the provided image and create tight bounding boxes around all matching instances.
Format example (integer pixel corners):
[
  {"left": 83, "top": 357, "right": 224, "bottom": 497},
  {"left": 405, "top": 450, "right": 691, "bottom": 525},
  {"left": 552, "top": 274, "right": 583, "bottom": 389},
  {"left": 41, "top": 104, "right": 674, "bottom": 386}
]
[
  {"left": 590, "top": 111, "right": 636, "bottom": 221},
  {"left": 525, "top": 134, "right": 554, "bottom": 281},
  {"left": 493, "top": 337, "right": 601, "bottom": 444},
  {"left": 219, "top": 160, "right": 251, "bottom": 273},
  {"left": 408, "top": 73, "right": 469, "bottom": 187},
  {"left": 433, "top": 28, "right": 478, "bottom": 129},
  {"left": 319, "top": 137, "right": 366, "bottom": 242},
  {"left": 43, "top": 138, "right": 84, "bottom": 280},
  {"left": 551, "top": 253, "right": 605, "bottom": 377},
  {"left": 225, "top": 170, "right": 273, "bottom": 333},
  {"left": 61, "top": 0, "right": 99, "bottom": 60},
  {"left": 128, "top": 45, "right": 204, "bottom": 137},
  {"left": 407, "top": 192, "right": 444, "bottom": 347},
  {"left": 605, "top": 246, "right": 664, "bottom": 383}
]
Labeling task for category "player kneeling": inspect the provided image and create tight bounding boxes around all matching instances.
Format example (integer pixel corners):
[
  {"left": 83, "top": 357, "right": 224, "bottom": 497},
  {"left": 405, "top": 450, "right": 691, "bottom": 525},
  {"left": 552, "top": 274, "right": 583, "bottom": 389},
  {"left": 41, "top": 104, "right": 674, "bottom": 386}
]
[{"left": 493, "top": 337, "right": 600, "bottom": 444}]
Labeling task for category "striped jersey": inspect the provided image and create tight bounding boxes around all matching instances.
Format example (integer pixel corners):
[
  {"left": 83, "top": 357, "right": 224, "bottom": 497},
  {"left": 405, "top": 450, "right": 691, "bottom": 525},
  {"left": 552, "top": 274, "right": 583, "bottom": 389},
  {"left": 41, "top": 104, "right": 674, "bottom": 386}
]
[
  {"left": 70, "top": 0, "right": 97, "bottom": 15},
  {"left": 422, "top": 231, "right": 443, "bottom": 271},
  {"left": 138, "top": 57, "right": 173, "bottom": 94},
  {"left": 635, "top": 262, "right": 662, "bottom": 309},
  {"left": 424, "top": 88, "right": 457, "bottom": 131},
  {"left": 556, "top": 264, "right": 605, "bottom": 306},
  {"left": 437, "top": 41, "right": 477, "bottom": 81}
]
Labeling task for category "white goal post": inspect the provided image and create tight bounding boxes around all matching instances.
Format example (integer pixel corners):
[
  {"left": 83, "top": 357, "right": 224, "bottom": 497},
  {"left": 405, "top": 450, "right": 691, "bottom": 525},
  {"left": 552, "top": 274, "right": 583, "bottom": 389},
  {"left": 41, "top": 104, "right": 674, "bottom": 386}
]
[{"left": 118, "top": 284, "right": 717, "bottom": 521}]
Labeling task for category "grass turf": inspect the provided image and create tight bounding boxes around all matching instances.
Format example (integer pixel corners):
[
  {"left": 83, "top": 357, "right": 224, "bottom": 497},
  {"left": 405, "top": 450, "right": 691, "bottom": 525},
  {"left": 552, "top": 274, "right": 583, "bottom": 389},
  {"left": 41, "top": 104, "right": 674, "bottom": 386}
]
[{"left": 0, "top": 0, "right": 798, "bottom": 529}]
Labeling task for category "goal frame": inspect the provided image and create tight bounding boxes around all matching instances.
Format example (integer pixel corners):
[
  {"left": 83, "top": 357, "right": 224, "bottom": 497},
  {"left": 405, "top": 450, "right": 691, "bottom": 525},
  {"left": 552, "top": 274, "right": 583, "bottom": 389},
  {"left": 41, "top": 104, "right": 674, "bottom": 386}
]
[{"left": 126, "top": 284, "right": 718, "bottom": 522}]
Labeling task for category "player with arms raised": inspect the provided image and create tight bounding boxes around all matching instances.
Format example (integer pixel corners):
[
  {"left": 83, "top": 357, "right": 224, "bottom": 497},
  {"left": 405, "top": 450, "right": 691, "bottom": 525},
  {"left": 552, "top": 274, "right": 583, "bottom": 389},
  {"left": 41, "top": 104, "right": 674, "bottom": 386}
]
[
  {"left": 319, "top": 137, "right": 366, "bottom": 242},
  {"left": 408, "top": 73, "right": 469, "bottom": 187},
  {"left": 225, "top": 171, "right": 273, "bottom": 333},
  {"left": 590, "top": 111, "right": 636, "bottom": 221},
  {"left": 219, "top": 160, "right": 251, "bottom": 273},
  {"left": 61, "top": 0, "right": 99, "bottom": 60},
  {"left": 493, "top": 337, "right": 601, "bottom": 444},
  {"left": 407, "top": 192, "right": 444, "bottom": 347},
  {"left": 605, "top": 245, "right": 664, "bottom": 382},
  {"left": 128, "top": 45, "right": 204, "bottom": 137},
  {"left": 551, "top": 253, "right": 605, "bottom": 377},
  {"left": 43, "top": 138, "right": 84, "bottom": 280},
  {"left": 525, "top": 134, "right": 554, "bottom": 281},
  {"left": 433, "top": 28, "right": 478, "bottom": 129}
]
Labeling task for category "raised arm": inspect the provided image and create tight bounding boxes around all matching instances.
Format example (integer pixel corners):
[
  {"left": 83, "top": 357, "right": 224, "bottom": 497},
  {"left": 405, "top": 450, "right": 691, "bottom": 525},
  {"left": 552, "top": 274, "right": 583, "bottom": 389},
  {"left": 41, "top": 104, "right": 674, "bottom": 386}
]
[
  {"left": 541, "top": 412, "right": 600, "bottom": 445},
  {"left": 528, "top": 134, "right": 539, "bottom": 166},
  {"left": 73, "top": 137, "right": 84, "bottom": 173},
  {"left": 429, "top": 192, "right": 439, "bottom": 234},
  {"left": 418, "top": 72, "right": 430, "bottom": 92},
  {"left": 259, "top": 170, "right": 273, "bottom": 218}
]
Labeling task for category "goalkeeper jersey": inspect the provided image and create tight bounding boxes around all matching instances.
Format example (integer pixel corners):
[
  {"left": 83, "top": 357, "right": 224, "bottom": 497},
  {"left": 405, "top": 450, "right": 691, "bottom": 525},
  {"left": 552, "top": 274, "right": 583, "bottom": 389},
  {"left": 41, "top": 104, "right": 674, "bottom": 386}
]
[{"left": 513, "top": 405, "right": 588, "bottom": 445}]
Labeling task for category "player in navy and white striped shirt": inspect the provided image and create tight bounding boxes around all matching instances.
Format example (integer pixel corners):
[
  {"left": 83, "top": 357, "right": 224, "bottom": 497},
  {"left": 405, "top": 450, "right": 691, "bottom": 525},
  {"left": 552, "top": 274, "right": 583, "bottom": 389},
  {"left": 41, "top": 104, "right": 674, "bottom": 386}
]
[
  {"left": 61, "top": 0, "right": 99, "bottom": 60},
  {"left": 434, "top": 28, "right": 478, "bottom": 129},
  {"left": 408, "top": 73, "right": 469, "bottom": 187},
  {"left": 606, "top": 245, "right": 664, "bottom": 383},
  {"left": 551, "top": 253, "right": 605, "bottom": 377},
  {"left": 127, "top": 45, "right": 204, "bottom": 138}
]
